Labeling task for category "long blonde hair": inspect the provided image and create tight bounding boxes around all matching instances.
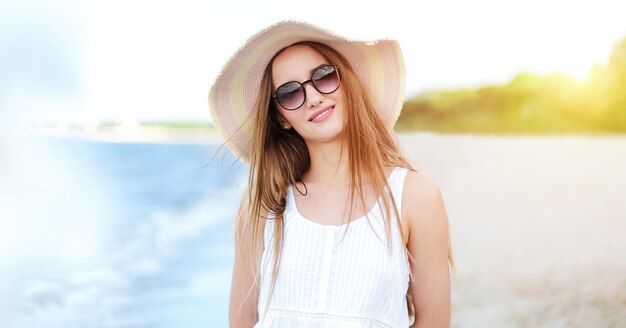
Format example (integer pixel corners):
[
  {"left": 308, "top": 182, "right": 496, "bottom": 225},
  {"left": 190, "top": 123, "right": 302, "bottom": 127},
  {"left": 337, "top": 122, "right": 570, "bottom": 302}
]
[{"left": 233, "top": 41, "right": 454, "bottom": 321}]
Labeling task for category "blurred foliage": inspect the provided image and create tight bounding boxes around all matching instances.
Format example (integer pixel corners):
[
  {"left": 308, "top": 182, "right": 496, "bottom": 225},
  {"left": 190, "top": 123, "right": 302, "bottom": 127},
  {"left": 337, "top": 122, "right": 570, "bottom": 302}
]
[{"left": 396, "top": 37, "right": 626, "bottom": 134}]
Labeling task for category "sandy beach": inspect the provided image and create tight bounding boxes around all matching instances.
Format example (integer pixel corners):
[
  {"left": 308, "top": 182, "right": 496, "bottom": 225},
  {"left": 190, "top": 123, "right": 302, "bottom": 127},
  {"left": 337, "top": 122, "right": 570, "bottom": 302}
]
[{"left": 395, "top": 132, "right": 626, "bottom": 328}]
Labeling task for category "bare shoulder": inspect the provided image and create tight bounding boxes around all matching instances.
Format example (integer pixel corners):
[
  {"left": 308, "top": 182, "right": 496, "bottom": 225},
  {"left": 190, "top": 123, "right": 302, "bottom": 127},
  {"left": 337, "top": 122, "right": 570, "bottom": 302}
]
[
  {"left": 403, "top": 170, "right": 442, "bottom": 200},
  {"left": 235, "top": 189, "right": 269, "bottom": 243},
  {"left": 401, "top": 170, "right": 448, "bottom": 237}
]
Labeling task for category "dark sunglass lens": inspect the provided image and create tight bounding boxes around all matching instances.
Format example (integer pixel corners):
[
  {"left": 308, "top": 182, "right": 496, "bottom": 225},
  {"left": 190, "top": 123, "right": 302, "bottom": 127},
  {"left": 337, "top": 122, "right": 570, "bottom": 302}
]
[
  {"left": 276, "top": 82, "right": 305, "bottom": 110},
  {"left": 312, "top": 65, "right": 339, "bottom": 94}
]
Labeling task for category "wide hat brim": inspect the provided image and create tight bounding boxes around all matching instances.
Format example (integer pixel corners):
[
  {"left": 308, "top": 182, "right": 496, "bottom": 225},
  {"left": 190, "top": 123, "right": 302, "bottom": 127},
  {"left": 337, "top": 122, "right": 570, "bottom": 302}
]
[{"left": 208, "top": 20, "right": 406, "bottom": 163}]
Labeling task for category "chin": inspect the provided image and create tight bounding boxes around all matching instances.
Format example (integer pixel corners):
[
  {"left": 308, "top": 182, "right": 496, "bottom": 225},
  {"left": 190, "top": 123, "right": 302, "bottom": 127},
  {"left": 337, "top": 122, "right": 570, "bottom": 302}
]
[{"left": 310, "top": 126, "right": 346, "bottom": 144}]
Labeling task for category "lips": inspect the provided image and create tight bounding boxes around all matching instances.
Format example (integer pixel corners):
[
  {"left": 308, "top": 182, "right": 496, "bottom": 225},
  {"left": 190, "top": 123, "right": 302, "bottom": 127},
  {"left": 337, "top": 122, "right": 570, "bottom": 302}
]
[{"left": 308, "top": 105, "right": 335, "bottom": 122}]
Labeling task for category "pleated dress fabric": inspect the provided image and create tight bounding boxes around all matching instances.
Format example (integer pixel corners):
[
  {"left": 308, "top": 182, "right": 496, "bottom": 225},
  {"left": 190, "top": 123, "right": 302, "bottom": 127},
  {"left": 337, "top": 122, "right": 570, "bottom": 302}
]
[{"left": 254, "top": 167, "right": 412, "bottom": 328}]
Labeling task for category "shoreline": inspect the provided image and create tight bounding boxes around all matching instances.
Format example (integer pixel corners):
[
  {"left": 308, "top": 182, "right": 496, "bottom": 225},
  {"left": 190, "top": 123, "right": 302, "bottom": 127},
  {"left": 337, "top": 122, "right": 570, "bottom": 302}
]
[{"left": 30, "top": 126, "right": 225, "bottom": 145}]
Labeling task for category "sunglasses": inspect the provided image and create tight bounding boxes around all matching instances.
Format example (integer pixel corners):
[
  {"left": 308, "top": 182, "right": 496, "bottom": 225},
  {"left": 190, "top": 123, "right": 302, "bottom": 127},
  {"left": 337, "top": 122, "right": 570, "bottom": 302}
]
[{"left": 272, "top": 64, "right": 341, "bottom": 110}]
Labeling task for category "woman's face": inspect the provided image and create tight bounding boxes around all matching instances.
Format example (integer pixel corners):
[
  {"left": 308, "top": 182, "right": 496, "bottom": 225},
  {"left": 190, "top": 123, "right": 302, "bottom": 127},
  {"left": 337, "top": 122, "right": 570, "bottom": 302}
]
[{"left": 271, "top": 44, "right": 346, "bottom": 145}]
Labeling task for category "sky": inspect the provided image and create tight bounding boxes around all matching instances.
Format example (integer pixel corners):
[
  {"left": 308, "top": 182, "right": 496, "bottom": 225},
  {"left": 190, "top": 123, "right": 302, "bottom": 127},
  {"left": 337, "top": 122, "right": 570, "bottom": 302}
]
[{"left": 2, "top": 0, "right": 626, "bottom": 123}]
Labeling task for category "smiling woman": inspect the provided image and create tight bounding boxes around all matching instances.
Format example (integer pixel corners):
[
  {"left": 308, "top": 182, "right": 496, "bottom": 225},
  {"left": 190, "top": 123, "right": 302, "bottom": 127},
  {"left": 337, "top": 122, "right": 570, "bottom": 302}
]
[{"left": 209, "top": 20, "right": 454, "bottom": 327}]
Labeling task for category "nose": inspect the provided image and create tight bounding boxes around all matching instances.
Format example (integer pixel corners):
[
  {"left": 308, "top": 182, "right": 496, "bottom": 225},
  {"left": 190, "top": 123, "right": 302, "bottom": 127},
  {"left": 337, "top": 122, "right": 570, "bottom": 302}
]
[{"left": 303, "top": 82, "right": 324, "bottom": 108}]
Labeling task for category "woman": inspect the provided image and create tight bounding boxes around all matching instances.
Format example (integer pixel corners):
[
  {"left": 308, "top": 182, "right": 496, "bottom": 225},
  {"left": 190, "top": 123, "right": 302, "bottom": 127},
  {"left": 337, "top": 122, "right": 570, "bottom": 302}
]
[{"left": 209, "top": 21, "right": 453, "bottom": 327}]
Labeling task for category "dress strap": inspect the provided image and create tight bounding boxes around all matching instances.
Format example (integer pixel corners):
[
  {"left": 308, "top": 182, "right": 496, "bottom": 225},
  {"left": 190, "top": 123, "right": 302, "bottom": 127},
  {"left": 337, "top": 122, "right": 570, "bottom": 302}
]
[{"left": 387, "top": 167, "right": 410, "bottom": 222}]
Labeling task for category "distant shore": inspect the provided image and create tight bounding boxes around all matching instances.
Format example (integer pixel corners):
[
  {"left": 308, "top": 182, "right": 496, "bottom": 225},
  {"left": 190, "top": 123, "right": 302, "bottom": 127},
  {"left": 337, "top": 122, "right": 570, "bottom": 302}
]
[
  {"left": 30, "top": 123, "right": 626, "bottom": 146},
  {"left": 30, "top": 124, "right": 224, "bottom": 145}
]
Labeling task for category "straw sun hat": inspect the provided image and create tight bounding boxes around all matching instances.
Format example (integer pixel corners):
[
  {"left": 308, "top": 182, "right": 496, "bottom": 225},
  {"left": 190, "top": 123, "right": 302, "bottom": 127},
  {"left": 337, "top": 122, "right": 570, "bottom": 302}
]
[{"left": 208, "top": 20, "right": 406, "bottom": 163}]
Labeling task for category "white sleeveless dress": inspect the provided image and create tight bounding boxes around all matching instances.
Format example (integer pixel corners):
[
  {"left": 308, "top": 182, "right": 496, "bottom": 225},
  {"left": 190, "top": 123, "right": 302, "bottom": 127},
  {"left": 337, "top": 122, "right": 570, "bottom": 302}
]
[{"left": 254, "top": 167, "right": 412, "bottom": 328}]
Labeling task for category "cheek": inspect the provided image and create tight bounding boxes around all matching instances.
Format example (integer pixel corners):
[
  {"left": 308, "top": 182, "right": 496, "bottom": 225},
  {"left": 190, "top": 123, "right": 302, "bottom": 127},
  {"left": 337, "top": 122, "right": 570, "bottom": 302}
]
[
  {"left": 279, "top": 109, "right": 299, "bottom": 125},
  {"left": 334, "top": 87, "right": 346, "bottom": 105},
  {"left": 337, "top": 91, "right": 348, "bottom": 124}
]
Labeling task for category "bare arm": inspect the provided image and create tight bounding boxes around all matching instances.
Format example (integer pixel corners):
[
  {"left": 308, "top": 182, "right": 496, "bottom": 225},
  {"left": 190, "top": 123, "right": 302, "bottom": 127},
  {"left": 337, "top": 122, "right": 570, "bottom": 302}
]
[
  {"left": 403, "top": 171, "right": 451, "bottom": 328},
  {"left": 229, "top": 242, "right": 260, "bottom": 327},
  {"left": 229, "top": 195, "right": 267, "bottom": 327}
]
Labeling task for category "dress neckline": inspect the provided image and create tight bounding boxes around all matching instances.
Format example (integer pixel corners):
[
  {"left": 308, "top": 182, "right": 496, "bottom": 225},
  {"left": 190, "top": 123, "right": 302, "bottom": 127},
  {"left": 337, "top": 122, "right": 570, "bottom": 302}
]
[{"left": 287, "top": 167, "right": 399, "bottom": 230}]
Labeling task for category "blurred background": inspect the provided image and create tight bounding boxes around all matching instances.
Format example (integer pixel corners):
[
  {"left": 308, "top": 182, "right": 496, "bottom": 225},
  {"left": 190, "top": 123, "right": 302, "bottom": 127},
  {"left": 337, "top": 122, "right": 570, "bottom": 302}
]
[{"left": 1, "top": 0, "right": 625, "bottom": 327}]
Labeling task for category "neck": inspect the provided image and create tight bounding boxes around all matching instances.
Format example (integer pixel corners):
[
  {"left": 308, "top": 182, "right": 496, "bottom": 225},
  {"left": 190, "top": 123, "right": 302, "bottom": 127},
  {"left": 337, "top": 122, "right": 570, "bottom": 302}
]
[{"left": 303, "top": 137, "right": 351, "bottom": 187}]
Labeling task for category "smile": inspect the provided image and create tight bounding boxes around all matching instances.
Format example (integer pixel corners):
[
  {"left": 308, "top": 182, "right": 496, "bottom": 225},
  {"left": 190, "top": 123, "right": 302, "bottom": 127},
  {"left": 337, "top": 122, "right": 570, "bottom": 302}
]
[{"left": 308, "top": 105, "right": 335, "bottom": 122}]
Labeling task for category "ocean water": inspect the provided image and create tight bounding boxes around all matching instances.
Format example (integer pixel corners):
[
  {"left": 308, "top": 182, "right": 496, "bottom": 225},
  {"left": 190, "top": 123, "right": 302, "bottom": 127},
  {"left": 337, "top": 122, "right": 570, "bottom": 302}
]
[{"left": 1, "top": 136, "right": 247, "bottom": 327}]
